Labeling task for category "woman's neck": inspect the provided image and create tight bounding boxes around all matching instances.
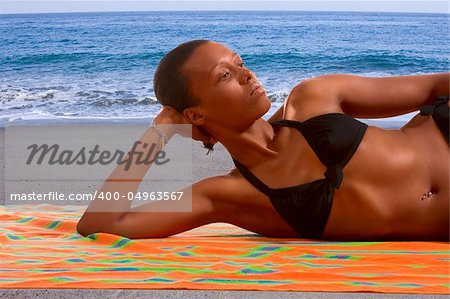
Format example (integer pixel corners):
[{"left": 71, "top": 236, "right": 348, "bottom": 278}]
[{"left": 207, "top": 118, "right": 279, "bottom": 168}]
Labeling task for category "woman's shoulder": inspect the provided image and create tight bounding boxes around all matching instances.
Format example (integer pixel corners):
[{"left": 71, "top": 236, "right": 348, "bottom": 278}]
[{"left": 284, "top": 76, "right": 343, "bottom": 122}]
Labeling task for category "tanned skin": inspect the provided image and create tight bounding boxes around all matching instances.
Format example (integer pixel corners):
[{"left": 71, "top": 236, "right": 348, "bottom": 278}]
[{"left": 78, "top": 41, "right": 449, "bottom": 241}]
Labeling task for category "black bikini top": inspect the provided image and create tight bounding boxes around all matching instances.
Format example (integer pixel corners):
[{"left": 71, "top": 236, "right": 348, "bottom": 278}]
[
  {"left": 233, "top": 113, "right": 368, "bottom": 192},
  {"left": 231, "top": 113, "right": 368, "bottom": 238}
]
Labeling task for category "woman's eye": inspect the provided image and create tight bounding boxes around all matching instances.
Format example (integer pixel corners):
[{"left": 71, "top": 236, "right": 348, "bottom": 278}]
[
  {"left": 238, "top": 62, "right": 244, "bottom": 67},
  {"left": 221, "top": 72, "right": 230, "bottom": 80}
]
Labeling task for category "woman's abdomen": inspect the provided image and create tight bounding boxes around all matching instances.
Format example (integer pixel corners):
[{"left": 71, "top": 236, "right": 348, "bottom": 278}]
[{"left": 323, "top": 122, "right": 448, "bottom": 240}]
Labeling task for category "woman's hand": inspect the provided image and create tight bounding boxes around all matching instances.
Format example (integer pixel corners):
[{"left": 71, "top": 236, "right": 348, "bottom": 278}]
[{"left": 153, "top": 106, "right": 218, "bottom": 144}]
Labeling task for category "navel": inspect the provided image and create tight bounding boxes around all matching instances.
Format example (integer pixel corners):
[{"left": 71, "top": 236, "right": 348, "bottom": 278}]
[{"left": 420, "top": 187, "right": 437, "bottom": 201}]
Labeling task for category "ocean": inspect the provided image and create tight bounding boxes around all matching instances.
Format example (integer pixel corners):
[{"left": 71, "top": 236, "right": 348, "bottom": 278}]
[{"left": 1, "top": 11, "right": 449, "bottom": 127}]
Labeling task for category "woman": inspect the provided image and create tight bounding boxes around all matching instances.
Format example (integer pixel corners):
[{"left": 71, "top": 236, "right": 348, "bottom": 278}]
[{"left": 77, "top": 40, "right": 449, "bottom": 241}]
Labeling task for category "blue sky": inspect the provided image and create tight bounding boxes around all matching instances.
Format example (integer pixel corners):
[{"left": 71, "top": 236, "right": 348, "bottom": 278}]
[{"left": 0, "top": 1, "right": 448, "bottom": 14}]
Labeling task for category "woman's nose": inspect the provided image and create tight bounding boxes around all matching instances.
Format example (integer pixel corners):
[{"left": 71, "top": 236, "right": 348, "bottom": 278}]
[{"left": 240, "top": 67, "right": 253, "bottom": 84}]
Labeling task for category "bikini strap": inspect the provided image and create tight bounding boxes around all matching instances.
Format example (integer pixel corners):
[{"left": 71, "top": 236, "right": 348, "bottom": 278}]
[
  {"left": 420, "top": 96, "right": 449, "bottom": 116},
  {"left": 324, "top": 164, "right": 343, "bottom": 189},
  {"left": 269, "top": 119, "right": 302, "bottom": 128},
  {"left": 270, "top": 118, "right": 345, "bottom": 189},
  {"left": 231, "top": 158, "right": 274, "bottom": 197}
]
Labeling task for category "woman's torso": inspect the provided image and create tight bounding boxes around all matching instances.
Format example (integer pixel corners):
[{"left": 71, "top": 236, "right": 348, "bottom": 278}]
[
  {"left": 325, "top": 113, "right": 449, "bottom": 240},
  {"left": 231, "top": 102, "right": 449, "bottom": 240}
]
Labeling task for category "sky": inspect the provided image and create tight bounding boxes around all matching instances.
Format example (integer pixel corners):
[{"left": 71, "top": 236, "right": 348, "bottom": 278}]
[{"left": 0, "top": 0, "right": 448, "bottom": 14}]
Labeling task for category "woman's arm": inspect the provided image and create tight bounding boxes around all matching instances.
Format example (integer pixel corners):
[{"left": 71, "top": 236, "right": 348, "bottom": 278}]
[
  {"left": 76, "top": 107, "right": 226, "bottom": 238},
  {"left": 315, "top": 72, "right": 449, "bottom": 118},
  {"left": 77, "top": 174, "right": 230, "bottom": 239}
]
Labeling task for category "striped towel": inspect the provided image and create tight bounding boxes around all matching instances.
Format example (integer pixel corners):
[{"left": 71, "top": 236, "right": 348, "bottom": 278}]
[{"left": 1, "top": 204, "right": 449, "bottom": 293}]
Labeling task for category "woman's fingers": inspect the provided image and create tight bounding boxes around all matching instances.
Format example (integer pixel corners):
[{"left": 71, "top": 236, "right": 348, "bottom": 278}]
[
  {"left": 154, "top": 106, "right": 217, "bottom": 144},
  {"left": 154, "top": 106, "right": 181, "bottom": 125}
]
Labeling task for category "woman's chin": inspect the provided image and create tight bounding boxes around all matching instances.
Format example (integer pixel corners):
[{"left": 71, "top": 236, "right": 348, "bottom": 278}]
[{"left": 259, "top": 96, "right": 272, "bottom": 115}]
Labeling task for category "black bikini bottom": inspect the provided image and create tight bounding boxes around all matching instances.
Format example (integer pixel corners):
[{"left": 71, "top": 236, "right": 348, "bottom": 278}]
[{"left": 420, "top": 96, "right": 449, "bottom": 144}]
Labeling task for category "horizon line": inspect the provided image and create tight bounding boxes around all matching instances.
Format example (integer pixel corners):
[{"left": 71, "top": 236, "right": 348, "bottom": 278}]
[{"left": 1, "top": 9, "right": 448, "bottom": 16}]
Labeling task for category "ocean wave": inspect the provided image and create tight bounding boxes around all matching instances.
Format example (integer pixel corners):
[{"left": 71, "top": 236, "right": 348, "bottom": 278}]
[
  {"left": 0, "top": 85, "right": 159, "bottom": 115},
  {"left": 91, "top": 97, "right": 157, "bottom": 107},
  {"left": 1, "top": 85, "right": 291, "bottom": 109},
  {"left": 244, "top": 52, "right": 448, "bottom": 73},
  {"left": 2, "top": 53, "right": 90, "bottom": 65},
  {"left": 267, "top": 91, "right": 289, "bottom": 103},
  {"left": 3, "top": 49, "right": 447, "bottom": 75},
  {"left": 0, "top": 84, "right": 292, "bottom": 126},
  {"left": 1, "top": 52, "right": 165, "bottom": 69}
]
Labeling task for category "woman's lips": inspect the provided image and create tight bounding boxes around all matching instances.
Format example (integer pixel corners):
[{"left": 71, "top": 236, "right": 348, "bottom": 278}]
[{"left": 250, "top": 83, "right": 264, "bottom": 96}]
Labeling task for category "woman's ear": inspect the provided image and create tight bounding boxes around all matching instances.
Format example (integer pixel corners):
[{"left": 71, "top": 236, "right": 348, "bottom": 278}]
[{"left": 182, "top": 107, "right": 205, "bottom": 125}]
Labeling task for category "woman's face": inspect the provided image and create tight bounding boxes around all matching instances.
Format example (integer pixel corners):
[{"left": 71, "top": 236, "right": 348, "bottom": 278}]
[{"left": 182, "top": 41, "right": 271, "bottom": 128}]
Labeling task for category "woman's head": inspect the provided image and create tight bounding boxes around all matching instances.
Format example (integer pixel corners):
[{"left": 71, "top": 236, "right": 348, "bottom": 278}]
[
  {"left": 153, "top": 40, "right": 271, "bottom": 151},
  {"left": 153, "top": 39, "right": 209, "bottom": 113}
]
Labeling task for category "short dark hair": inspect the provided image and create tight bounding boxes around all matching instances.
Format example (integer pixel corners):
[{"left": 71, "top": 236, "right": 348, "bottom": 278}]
[
  {"left": 153, "top": 39, "right": 215, "bottom": 154},
  {"left": 153, "top": 39, "right": 209, "bottom": 113}
]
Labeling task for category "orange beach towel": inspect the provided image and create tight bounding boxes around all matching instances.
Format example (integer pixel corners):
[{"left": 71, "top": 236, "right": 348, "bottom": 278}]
[{"left": 1, "top": 204, "right": 449, "bottom": 294}]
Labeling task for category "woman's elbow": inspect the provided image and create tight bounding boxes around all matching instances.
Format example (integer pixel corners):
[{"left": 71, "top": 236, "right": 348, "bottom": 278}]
[
  {"left": 76, "top": 216, "right": 96, "bottom": 237},
  {"left": 76, "top": 214, "right": 110, "bottom": 237},
  {"left": 76, "top": 214, "right": 127, "bottom": 238}
]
